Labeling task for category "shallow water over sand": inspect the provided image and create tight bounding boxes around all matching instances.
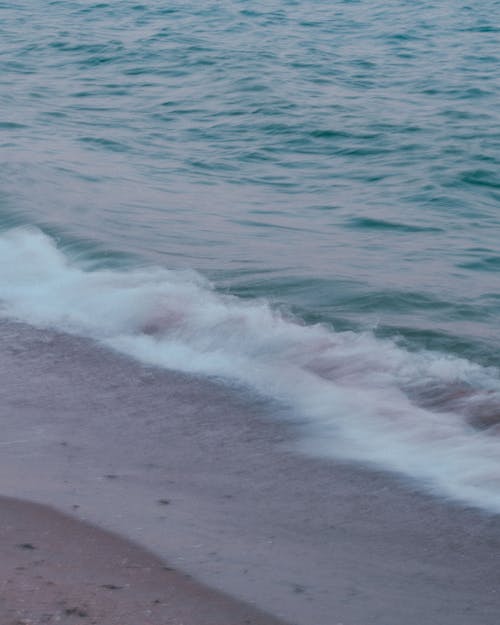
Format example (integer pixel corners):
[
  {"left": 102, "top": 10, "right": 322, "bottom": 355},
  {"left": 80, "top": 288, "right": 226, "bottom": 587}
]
[{"left": 2, "top": 320, "right": 500, "bottom": 625}]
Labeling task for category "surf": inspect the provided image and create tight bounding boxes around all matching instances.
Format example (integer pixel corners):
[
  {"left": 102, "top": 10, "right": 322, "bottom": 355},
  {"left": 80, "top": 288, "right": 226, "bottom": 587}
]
[{"left": 1, "top": 227, "right": 500, "bottom": 512}]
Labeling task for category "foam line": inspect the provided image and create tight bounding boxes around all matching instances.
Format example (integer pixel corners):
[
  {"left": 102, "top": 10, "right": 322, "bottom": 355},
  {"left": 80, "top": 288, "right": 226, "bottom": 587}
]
[{"left": 1, "top": 227, "right": 500, "bottom": 512}]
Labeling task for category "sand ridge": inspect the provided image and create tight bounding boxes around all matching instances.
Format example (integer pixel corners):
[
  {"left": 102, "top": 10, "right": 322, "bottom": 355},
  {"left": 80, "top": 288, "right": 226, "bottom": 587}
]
[{"left": 0, "top": 496, "right": 289, "bottom": 625}]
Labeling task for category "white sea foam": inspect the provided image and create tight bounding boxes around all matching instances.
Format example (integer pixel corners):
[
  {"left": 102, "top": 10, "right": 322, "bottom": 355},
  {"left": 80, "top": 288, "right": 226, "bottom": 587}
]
[{"left": 1, "top": 227, "right": 500, "bottom": 512}]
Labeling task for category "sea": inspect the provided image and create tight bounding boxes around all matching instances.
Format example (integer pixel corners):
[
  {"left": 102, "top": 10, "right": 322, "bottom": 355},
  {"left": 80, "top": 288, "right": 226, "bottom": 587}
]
[{"left": 1, "top": 0, "right": 500, "bottom": 513}]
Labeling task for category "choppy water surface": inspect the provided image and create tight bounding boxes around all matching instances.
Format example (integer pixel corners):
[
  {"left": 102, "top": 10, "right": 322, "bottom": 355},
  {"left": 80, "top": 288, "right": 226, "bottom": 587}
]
[{"left": 1, "top": 1, "right": 500, "bottom": 510}]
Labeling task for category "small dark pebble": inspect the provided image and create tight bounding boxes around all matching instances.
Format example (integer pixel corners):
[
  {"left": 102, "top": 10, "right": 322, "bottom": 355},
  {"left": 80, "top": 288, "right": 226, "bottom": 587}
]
[
  {"left": 157, "top": 498, "right": 170, "bottom": 505},
  {"left": 104, "top": 474, "right": 118, "bottom": 479},
  {"left": 64, "top": 607, "right": 88, "bottom": 617},
  {"left": 101, "top": 584, "right": 123, "bottom": 590},
  {"left": 17, "top": 543, "right": 36, "bottom": 550}
]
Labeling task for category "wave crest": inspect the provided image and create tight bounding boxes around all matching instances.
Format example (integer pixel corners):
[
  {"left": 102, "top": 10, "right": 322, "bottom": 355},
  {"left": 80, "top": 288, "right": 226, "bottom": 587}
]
[{"left": 1, "top": 227, "right": 500, "bottom": 512}]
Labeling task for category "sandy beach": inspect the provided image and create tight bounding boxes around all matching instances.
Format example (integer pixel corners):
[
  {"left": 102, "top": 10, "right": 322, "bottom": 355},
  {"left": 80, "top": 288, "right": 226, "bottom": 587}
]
[
  {"left": 1, "top": 319, "right": 500, "bottom": 625},
  {"left": 3, "top": 1, "right": 500, "bottom": 622},
  {"left": 0, "top": 496, "right": 287, "bottom": 625}
]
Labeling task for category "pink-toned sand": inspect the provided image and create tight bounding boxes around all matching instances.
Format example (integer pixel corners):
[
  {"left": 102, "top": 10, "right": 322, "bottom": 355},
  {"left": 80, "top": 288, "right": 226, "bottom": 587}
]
[
  {"left": 2, "top": 321, "right": 500, "bottom": 625},
  {"left": 0, "top": 496, "right": 287, "bottom": 625}
]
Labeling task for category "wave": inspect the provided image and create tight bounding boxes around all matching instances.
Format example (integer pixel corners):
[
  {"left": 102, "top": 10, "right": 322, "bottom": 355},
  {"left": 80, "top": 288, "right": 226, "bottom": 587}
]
[{"left": 1, "top": 227, "right": 500, "bottom": 512}]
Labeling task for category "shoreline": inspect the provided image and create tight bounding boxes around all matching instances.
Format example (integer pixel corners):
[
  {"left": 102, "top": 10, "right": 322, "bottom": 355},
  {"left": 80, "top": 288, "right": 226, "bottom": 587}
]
[
  {"left": 0, "top": 495, "right": 288, "bottom": 625},
  {"left": 1, "top": 319, "right": 500, "bottom": 625}
]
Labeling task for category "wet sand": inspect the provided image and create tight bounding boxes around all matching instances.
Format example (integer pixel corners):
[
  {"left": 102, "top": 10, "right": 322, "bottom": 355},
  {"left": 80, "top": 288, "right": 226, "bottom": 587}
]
[
  {"left": 1, "top": 320, "right": 500, "bottom": 625},
  {"left": 0, "top": 496, "right": 287, "bottom": 625}
]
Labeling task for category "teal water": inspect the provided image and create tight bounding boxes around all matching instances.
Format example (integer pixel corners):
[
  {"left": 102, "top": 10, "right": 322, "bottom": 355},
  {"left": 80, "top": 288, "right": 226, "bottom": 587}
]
[{"left": 1, "top": 1, "right": 500, "bottom": 509}]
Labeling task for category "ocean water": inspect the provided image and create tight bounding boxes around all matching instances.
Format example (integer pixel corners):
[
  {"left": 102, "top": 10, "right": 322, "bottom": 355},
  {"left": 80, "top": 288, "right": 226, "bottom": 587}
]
[{"left": 1, "top": 0, "right": 500, "bottom": 511}]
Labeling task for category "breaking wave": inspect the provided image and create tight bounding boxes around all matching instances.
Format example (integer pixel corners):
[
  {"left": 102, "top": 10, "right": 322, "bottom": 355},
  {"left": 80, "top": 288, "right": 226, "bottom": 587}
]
[{"left": 2, "top": 227, "right": 500, "bottom": 512}]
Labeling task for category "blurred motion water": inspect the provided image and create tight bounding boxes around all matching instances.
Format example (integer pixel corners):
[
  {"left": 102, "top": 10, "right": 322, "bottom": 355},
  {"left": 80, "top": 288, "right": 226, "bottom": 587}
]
[{"left": 1, "top": 0, "right": 500, "bottom": 509}]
